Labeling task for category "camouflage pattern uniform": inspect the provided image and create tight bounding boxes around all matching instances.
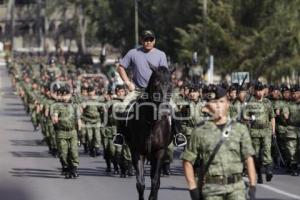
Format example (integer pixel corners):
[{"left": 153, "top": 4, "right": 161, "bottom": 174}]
[
  {"left": 243, "top": 95, "right": 275, "bottom": 183},
  {"left": 282, "top": 98, "right": 300, "bottom": 175},
  {"left": 53, "top": 100, "right": 80, "bottom": 178},
  {"left": 181, "top": 121, "right": 254, "bottom": 200}
]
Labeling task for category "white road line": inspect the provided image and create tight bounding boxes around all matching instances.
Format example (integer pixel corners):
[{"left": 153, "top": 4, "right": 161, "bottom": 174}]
[
  {"left": 258, "top": 184, "right": 300, "bottom": 200},
  {"left": 243, "top": 177, "right": 300, "bottom": 199}
]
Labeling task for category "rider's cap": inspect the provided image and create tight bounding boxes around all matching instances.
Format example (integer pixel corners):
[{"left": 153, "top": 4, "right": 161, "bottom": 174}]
[{"left": 141, "top": 30, "right": 155, "bottom": 40}]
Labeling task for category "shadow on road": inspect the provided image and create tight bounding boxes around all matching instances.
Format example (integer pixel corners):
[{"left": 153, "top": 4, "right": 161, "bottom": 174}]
[
  {"left": 6, "top": 128, "right": 34, "bottom": 133},
  {"left": 3, "top": 112, "right": 28, "bottom": 117},
  {"left": 10, "top": 168, "right": 62, "bottom": 179},
  {"left": 10, "top": 151, "right": 52, "bottom": 158},
  {"left": 79, "top": 167, "right": 127, "bottom": 177},
  {"left": 0, "top": 182, "right": 33, "bottom": 200},
  {"left": 10, "top": 139, "right": 46, "bottom": 147},
  {"left": 6, "top": 102, "right": 23, "bottom": 106},
  {"left": 148, "top": 186, "right": 187, "bottom": 191},
  {"left": 9, "top": 167, "right": 121, "bottom": 179},
  {"left": 4, "top": 108, "right": 25, "bottom": 112}
]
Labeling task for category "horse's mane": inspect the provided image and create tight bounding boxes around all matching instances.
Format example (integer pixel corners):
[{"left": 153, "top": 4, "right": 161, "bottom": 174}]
[{"left": 145, "top": 66, "right": 172, "bottom": 97}]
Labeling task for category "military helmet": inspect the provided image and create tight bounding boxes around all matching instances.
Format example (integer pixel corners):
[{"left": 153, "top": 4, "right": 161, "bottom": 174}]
[
  {"left": 254, "top": 81, "right": 264, "bottom": 91},
  {"left": 203, "top": 84, "right": 227, "bottom": 101},
  {"left": 290, "top": 84, "right": 300, "bottom": 93},
  {"left": 281, "top": 84, "right": 290, "bottom": 92}
]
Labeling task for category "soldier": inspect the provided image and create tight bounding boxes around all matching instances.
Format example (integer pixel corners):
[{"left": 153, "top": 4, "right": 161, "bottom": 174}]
[
  {"left": 269, "top": 85, "right": 286, "bottom": 168},
  {"left": 281, "top": 85, "right": 300, "bottom": 176},
  {"left": 78, "top": 85, "right": 89, "bottom": 153},
  {"left": 182, "top": 85, "right": 256, "bottom": 200},
  {"left": 52, "top": 84, "right": 80, "bottom": 179},
  {"left": 243, "top": 82, "right": 275, "bottom": 184},
  {"left": 44, "top": 83, "right": 60, "bottom": 156},
  {"left": 81, "top": 84, "right": 103, "bottom": 157},
  {"left": 46, "top": 57, "right": 62, "bottom": 82},
  {"left": 180, "top": 84, "right": 205, "bottom": 144},
  {"left": 101, "top": 85, "right": 128, "bottom": 174}
]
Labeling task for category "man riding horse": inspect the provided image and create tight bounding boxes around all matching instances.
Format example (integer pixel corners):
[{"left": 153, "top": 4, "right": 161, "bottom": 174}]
[{"left": 116, "top": 30, "right": 186, "bottom": 146}]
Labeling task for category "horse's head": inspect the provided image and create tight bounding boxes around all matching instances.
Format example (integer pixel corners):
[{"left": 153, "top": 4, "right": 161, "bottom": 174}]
[{"left": 145, "top": 66, "right": 173, "bottom": 103}]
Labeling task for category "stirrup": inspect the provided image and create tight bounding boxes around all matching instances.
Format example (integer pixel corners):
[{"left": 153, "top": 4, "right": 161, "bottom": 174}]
[
  {"left": 113, "top": 133, "right": 125, "bottom": 147},
  {"left": 174, "top": 133, "right": 187, "bottom": 147}
]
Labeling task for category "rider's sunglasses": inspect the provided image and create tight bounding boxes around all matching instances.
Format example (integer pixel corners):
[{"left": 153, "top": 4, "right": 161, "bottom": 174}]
[{"left": 143, "top": 37, "right": 155, "bottom": 42}]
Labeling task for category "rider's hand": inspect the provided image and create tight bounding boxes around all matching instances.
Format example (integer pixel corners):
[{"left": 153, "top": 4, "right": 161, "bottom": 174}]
[{"left": 125, "top": 81, "right": 135, "bottom": 91}]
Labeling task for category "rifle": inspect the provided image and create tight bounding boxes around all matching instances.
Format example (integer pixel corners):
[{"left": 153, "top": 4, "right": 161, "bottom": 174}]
[
  {"left": 233, "top": 74, "right": 248, "bottom": 105},
  {"left": 272, "top": 134, "right": 286, "bottom": 167}
]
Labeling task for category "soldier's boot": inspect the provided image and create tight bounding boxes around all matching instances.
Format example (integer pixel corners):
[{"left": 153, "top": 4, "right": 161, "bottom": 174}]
[
  {"left": 61, "top": 166, "right": 68, "bottom": 176},
  {"left": 89, "top": 148, "right": 95, "bottom": 157},
  {"left": 162, "top": 163, "right": 171, "bottom": 176},
  {"left": 254, "top": 158, "right": 263, "bottom": 184},
  {"left": 119, "top": 157, "right": 127, "bottom": 178},
  {"left": 112, "top": 159, "right": 120, "bottom": 175},
  {"left": 34, "top": 125, "right": 39, "bottom": 131},
  {"left": 286, "top": 162, "right": 292, "bottom": 173},
  {"left": 70, "top": 166, "right": 79, "bottom": 178},
  {"left": 105, "top": 159, "right": 112, "bottom": 173},
  {"left": 65, "top": 166, "right": 72, "bottom": 179},
  {"left": 94, "top": 147, "right": 101, "bottom": 157},
  {"left": 83, "top": 143, "right": 88, "bottom": 154},
  {"left": 127, "top": 161, "right": 134, "bottom": 176},
  {"left": 265, "top": 164, "right": 273, "bottom": 182},
  {"left": 51, "top": 148, "right": 58, "bottom": 157},
  {"left": 291, "top": 163, "right": 299, "bottom": 176},
  {"left": 45, "top": 139, "right": 52, "bottom": 154}
]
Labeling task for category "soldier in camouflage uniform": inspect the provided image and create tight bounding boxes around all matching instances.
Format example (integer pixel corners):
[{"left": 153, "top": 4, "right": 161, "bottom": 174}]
[
  {"left": 23, "top": 78, "right": 41, "bottom": 131},
  {"left": 269, "top": 85, "right": 286, "bottom": 168},
  {"left": 113, "top": 85, "right": 134, "bottom": 178},
  {"left": 243, "top": 82, "right": 275, "bottom": 184},
  {"left": 52, "top": 84, "right": 80, "bottom": 179},
  {"left": 81, "top": 84, "right": 104, "bottom": 157},
  {"left": 182, "top": 85, "right": 256, "bottom": 200},
  {"left": 43, "top": 83, "right": 60, "bottom": 156},
  {"left": 281, "top": 85, "right": 300, "bottom": 176},
  {"left": 101, "top": 89, "right": 121, "bottom": 173},
  {"left": 77, "top": 84, "right": 89, "bottom": 153},
  {"left": 180, "top": 85, "right": 205, "bottom": 144}
]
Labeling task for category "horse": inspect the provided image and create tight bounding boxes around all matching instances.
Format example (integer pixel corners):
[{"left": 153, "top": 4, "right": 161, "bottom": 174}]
[{"left": 121, "top": 66, "right": 174, "bottom": 200}]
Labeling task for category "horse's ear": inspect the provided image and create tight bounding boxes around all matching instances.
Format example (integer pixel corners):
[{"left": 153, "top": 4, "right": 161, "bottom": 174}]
[
  {"left": 168, "top": 65, "right": 176, "bottom": 74},
  {"left": 148, "top": 62, "right": 157, "bottom": 72}
]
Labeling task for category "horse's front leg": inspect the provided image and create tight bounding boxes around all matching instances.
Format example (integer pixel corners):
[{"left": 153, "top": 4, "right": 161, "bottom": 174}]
[
  {"left": 133, "top": 154, "right": 145, "bottom": 200},
  {"left": 149, "top": 149, "right": 165, "bottom": 200}
]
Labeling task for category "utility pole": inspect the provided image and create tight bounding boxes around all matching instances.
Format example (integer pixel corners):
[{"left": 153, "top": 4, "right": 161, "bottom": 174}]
[
  {"left": 37, "top": 0, "right": 43, "bottom": 49},
  {"left": 134, "top": 0, "right": 139, "bottom": 47},
  {"left": 203, "top": 0, "right": 208, "bottom": 59},
  {"left": 10, "top": 0, "right": 15, "bottom": 59}
]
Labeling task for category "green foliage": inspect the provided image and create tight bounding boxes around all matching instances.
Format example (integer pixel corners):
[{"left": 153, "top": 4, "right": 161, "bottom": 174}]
[{"left": 46, "top": 0, "right": 300, "bottom": 81}]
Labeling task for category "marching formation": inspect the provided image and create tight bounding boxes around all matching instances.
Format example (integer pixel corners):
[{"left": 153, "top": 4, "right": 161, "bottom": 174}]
[
  {"left": 4, "top": 29, "right": 300, "bottom": 200},
  {"left": 6, "top": 53, "right": 300, "bottom": 198}
]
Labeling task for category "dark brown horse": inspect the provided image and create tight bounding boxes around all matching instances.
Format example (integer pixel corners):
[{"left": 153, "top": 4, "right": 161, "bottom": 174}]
[{"left": 121, "top": 66, "right": 173, "bottom": 200}]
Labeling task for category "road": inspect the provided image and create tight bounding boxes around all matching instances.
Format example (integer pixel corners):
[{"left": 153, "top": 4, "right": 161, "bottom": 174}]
[{"left": 0, "top": 63, "right": 300, "bottom": 200}]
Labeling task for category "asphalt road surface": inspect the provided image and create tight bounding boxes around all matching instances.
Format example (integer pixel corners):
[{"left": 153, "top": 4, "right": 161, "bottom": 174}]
[{"left": 0, "top": 63, "right": 300, "bottom": 200}]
